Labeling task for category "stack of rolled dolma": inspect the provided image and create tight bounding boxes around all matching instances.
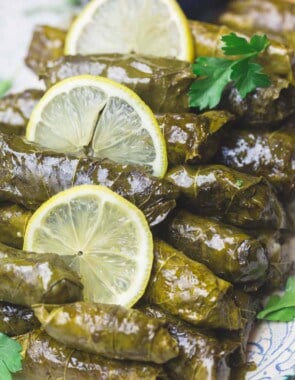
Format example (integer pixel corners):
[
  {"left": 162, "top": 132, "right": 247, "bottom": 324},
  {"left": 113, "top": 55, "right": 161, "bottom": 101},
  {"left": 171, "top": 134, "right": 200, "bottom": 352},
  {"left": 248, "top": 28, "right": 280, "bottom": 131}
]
[{"left": 0, "top": 7, "right": 293, "bottom": 379}]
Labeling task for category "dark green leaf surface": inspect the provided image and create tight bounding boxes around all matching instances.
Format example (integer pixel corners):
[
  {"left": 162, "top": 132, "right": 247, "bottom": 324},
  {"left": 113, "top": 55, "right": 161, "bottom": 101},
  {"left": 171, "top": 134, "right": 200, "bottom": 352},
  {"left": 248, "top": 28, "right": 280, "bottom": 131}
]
[
  {"left": 40, "top": 54, "right": 195, "bottom": 113},
  {"left": 156, "top": 111, "right": 233, "bottom": 166},
  {"left": 161, "top": 209, "right": 268, "bottom": 287},
  {"left": 218, "top": 123, "right": 295, "bottom": 198},
  {"left": 221, "top": 76, "right": 295, "bottom": 127},
  {"left": 34, "top": 302, "right": 179, "bottom": 364},
  {"left": 253, "top": 230, "right": 292, "bottom": 291},
  {"left": 15, "top": 330, "right": 167, "bottom": 380},
  {"left": 25, "top": 25, "right": 66, "bottom": 74},
  {"left": 219, "top": 0, "right": 295, "bottom": 50},
  {"left": 0, "top": 132, "right": 178, "bottom": 226},
  {"left": 0, "top": 242, "right": 83, "bottom": 306},
  {"left": 165, "top": 165, "right": 286, "bottom": 229},
  {"left": 0, "top": 204, "right": 32, "bottom": 249},
  {"left": 0, "top": 302, "right": 40, "bottom": 337},
  {"left": 139, "top": 304, "right": 238, "bottom": 380},
  {"left": 0, "top": 89, "right": 43, "bottom": 134},
  {"left": 144, "top": 240, "right": 242, "bottom": 330}
]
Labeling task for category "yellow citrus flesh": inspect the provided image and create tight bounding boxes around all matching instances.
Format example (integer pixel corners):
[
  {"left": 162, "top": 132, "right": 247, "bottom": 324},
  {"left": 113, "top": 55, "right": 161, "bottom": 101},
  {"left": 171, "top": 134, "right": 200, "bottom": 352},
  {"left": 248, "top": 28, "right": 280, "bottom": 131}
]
[
  {"left": 23, "top": 185, "right": 153, "bottom": 307},
  {"left": 65, "top": 0, "right": 194, "bottom": 62},
  {"left": 26, "top": 75, "right": 167, "bottom": 178}
]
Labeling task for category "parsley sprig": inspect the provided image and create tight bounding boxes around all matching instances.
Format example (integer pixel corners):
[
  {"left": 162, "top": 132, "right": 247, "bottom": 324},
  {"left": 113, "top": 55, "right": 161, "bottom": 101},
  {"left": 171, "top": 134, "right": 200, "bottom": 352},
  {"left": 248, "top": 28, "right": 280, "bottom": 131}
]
[
  {"left": 257, "top": 277, "right": 295, "bottom": 322},
  {"left": 0, "top": 333, "right": 22, "bottom": 380},
  {"left": 189, "top": 33, "right": 271, "bottom": 110},
  {"left": 0, "top": 80, "right": 12, "bottom": 98}
]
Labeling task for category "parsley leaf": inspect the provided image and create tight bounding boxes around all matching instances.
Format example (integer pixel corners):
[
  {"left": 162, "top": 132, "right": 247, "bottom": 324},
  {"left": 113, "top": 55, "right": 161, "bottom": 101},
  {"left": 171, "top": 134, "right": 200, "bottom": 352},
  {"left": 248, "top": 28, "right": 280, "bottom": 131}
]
[
  {"left": 221, "top": 33, "right": 269, "bottom": 56},
  {"left": 221, "top": 33, "right": 256, "bottom": 55},
  {"left": 189, "top": 33, "right": 271, "bottom": 110},
  {"left": 0, "top": 80, "right": 12, "bottom": 98},
  {"left": 257, "top": 277, "right": 295, "bottom": 322},
  {"left": 0, "top": 333, "right": 22, "bottom": 380},
  {"left": 249, "top": 34, "right": 270, "bottom": 53},
  {"left": 231, "top": 59, "right": 271, "bottom": 98},
  {"left": 189, "top": 58, "right": 233, "bottom": 110}
]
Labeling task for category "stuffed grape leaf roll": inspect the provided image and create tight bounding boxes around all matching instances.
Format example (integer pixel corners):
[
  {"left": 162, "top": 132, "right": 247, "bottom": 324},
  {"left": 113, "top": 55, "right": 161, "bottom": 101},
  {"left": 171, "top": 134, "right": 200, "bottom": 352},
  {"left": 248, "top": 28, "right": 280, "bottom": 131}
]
[
  {"left": 40, "top": 54, "right": 195, "bottom": 113},
  {"left": 16, "top": 330, "right": 168, "bottom": 380},
  {"left": 0, "top": 89, "right": 43, "bottom": 135},
  {"left": 0, "top": 132, "right": 178, "bottom": 226},
  {"left": 40, "top": 54, "right": 295, "bottom": 126},
  {"left": 144, "top": 240, "right": 242, "bottom": 330},
  {"left": 161, "top": 209, "right": 268, "bottom": 287},
  {"left": 165, "top": 165, "right": 286, "bottom": 229},
  {"left": 220, "top": 76, "right": 295, "bottom": 127},
  {"left": 156, "top": 111, "right": 234, "bottom": 166},
  {"left": 218, "top": 290, "right": 261, "bottom": 369},
  {"left": 218, "top": 124, "right": 295, "bottom": 199},
  {"left": 34, "top": 302, "right": 179, "bottom": 364},
  {"left": 25, "top": 25, "right": 66, "bottom": 74},
  {"left": 0, "top": 97, "right": 233, "bottom": 167},
  {"left": 0, "top": 242, "right": 83, "bottom": 306},
  {"left": 139, "top": 304, "right": 238, "bottom": 380},
  {"left": 220, "top": 0, "right": 295, "bottom": 50},
  {"left": 0, "top": 203, "right": 32, "bottom": 249},
  {"left": 250, "top": 230, "right": 292, "bottom": 290},
  {"left": 34, "top": 21, "right": 295, "bottom": 84},
  {"left": 0, "top": 99, "right": 233, "bottom": 167},
  {"left": 0, "top": 302, "right": 40, "bottom": 337}
]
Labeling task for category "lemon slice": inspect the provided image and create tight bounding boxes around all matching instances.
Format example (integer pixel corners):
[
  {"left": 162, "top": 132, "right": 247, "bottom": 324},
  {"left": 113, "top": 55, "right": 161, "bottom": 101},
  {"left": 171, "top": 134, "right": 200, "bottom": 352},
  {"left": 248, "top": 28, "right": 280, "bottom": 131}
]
[
  {"left": 64, "top": 0, "right": 194, "bottom": 62},
  {"left": 23, "top": 185, "right": 153, "bottom": 307},
  {"left": 26, "top": 75, "right": 167, "bottom": 178}
]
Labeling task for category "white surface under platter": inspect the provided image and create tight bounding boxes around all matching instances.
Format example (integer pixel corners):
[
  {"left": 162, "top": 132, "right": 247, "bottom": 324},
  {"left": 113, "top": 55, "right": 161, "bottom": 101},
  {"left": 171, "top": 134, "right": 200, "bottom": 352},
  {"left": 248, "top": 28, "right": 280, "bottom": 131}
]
[{"left": 0, "top": 1, "right": 294, "bottom": 379}]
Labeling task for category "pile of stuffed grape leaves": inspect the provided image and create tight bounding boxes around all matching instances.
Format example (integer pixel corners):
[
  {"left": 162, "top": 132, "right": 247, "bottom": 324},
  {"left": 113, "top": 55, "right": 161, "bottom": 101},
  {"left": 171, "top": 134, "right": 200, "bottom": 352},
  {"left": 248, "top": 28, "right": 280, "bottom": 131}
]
[{"left": 0, "top": 0, "right": 294, "bottom": 379}]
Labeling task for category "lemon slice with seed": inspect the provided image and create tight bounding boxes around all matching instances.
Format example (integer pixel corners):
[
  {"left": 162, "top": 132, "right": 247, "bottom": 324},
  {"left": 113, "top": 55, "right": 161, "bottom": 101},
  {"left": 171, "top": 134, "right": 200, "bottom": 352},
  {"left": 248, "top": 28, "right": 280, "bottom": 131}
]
[
  {"left": 26, "top": 75, "right": 167, "bottom": 178},
  {"left": 64, "top": 0, "right": 194, "bottom": 62},
  {"left": 23, "top": 185, "right": 153, "bottom": 307}
]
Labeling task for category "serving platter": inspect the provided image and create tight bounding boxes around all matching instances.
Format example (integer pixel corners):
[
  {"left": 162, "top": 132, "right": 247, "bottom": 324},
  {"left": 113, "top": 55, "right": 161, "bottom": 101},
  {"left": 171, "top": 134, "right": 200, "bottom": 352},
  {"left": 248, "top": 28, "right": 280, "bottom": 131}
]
[{"left": 0, "top": 1, "right": 294, "bottom": 378}]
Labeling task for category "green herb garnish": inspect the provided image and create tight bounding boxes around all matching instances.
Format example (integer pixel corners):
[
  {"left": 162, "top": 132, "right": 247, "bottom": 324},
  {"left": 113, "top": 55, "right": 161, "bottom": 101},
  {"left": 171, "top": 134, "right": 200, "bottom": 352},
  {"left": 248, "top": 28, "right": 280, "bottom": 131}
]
[
  {"left": 0, "top": 80, "right": 12, "bottom": 98},
  {"left": 189, "top": 33, "right": 271, "bottom": 110},
  {"left": 24, "top": 0, "right": 82, "bottom": 16},
  {"left": 257, "top": 277, "right": 295, "bottom": 322},
  {"left": 0, "top": 333, "right": 22, "bottom": 380},
  {"left": 66, "top": 0, "right": 82, "bottom": 5},
  {"left": 235, "top": 179, "right": 244, "bottom": 187}
]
